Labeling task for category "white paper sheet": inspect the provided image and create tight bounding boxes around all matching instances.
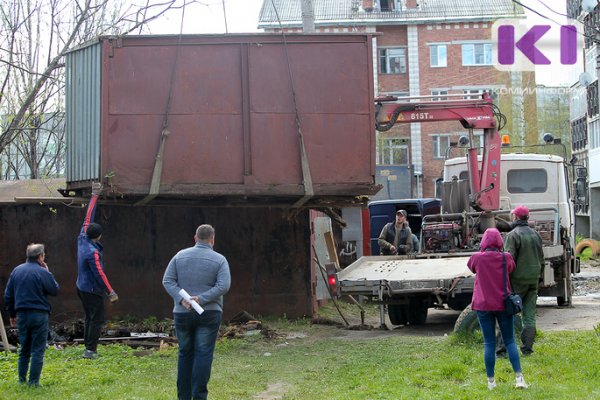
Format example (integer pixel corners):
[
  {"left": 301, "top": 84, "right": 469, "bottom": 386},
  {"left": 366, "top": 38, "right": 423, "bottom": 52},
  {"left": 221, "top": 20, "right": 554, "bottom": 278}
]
[{"left": 178, "top": 289, "right": 204, "bottom": 315}]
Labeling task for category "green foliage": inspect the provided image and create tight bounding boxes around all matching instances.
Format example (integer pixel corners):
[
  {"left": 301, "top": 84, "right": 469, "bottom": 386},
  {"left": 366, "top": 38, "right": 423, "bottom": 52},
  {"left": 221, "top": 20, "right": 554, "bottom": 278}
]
[{"left": 1, "top": 328, "right": 598, "bottom": 399}]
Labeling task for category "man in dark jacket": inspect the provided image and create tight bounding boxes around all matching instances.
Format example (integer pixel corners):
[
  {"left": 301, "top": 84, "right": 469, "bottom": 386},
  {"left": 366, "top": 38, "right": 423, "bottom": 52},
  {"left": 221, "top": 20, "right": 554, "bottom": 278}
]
[
  {"left": 4, "top": 243, "right": 59, "bottom": 386},
  {"left": 504, "top": 205, "right": 545, "bottom": 355},
  {"left": 76, "top": 183, "right": 118, "bottom": 359},
  {"left": 378, "top": 209, "right": 414, "bottom": 255}
]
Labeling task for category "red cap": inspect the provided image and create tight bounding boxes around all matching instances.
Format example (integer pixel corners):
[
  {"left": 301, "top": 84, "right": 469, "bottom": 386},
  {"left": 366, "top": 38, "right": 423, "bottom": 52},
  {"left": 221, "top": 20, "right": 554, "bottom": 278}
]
[{"left": 513, "top": 205, "right": 529, "bottom": 218}]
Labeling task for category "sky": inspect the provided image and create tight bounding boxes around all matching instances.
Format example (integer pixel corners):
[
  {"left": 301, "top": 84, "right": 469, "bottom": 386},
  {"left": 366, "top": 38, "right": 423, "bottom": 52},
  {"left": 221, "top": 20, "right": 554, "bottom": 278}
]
[{"left": 146, "top": 0, "right": 583, "bottom": 86}]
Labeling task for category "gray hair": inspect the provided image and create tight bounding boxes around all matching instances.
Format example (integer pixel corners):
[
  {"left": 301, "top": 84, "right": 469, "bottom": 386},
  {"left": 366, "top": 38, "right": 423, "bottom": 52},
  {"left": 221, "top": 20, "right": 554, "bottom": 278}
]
[
  {"left": 26, "top": 243, "right": 45, "bottom": 261},
  {"left": 195, "top": 224, "right": 215, "bottom": 241}
]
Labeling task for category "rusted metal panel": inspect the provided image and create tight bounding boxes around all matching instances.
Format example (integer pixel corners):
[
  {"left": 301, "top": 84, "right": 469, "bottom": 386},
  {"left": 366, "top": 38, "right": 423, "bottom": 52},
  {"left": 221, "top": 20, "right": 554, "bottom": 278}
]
[
  {"left": 0, "top": 203, "right": 313, "bottom": 321},
  {"left": 65, "top": 34, "right": 378, "bottom": 203}
]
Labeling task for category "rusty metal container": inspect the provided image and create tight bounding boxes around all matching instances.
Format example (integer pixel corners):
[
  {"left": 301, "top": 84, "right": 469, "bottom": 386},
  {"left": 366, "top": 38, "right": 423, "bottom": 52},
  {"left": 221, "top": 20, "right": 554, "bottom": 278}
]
[{"left": 65, "top": 34, "right": 378, "bottom": 205}]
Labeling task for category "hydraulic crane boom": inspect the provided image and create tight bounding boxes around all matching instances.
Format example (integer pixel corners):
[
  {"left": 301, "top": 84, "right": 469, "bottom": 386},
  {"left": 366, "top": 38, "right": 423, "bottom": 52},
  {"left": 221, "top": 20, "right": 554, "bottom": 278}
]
[{"left": 375, "top": 94, "right": 502, "bottom": 212}]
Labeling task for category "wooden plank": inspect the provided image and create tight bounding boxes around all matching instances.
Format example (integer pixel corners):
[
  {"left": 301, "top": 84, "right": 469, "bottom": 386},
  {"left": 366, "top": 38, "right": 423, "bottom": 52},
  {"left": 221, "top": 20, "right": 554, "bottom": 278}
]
[
  {"left": 324, "top": 231, "right": 341, "bottom": 271},
  {"left": 0, "top": 315, "right": 12, "bottom": 352},
  {"left": 73, "top": 335, "right": 171, "bottom": 342}
]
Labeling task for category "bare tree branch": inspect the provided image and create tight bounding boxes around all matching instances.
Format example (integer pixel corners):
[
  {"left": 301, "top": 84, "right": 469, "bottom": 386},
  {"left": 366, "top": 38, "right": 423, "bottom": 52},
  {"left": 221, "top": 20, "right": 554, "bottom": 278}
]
[{"left": 0, "top": 0, "right": 189, "bottom": 179}]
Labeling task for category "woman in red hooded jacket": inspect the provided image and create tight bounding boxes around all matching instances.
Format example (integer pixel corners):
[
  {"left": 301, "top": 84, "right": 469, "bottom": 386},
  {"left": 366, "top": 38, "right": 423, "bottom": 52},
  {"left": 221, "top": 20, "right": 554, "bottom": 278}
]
[{"left": 467, "top": 228, "right": 527, "bottom": 390}]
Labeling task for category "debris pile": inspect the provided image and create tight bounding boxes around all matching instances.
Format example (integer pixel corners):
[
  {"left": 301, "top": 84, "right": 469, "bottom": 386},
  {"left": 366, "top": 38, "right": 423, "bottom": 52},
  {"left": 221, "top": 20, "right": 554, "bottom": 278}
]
[
  {"left": 3, "top": 311, "right": 290, "bottom": 352},
  {"left": 221, "top": 311, "right": 283, "bottom": 340}
]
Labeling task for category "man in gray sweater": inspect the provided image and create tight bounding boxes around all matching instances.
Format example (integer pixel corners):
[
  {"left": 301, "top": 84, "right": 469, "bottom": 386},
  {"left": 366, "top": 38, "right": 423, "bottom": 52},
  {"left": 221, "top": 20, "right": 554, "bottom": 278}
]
[{"left": 163, "top": 224, "right": 231, "bottom": 400}]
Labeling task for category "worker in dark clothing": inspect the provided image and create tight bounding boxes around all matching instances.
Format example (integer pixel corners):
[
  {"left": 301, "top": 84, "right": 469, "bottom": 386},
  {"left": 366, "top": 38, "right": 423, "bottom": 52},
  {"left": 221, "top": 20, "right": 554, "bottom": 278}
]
[
  {"left": 4, "top": 243, "right": 59, "bottom": 386},
  {"left": 76, "top": 183, "right": 118, "bottom": 359},
  {"left": 378, "top": 209, "right": 414, "bottom": 255},
  {"left": 504, "top": 205, "right": 545, "bottom": 355}
]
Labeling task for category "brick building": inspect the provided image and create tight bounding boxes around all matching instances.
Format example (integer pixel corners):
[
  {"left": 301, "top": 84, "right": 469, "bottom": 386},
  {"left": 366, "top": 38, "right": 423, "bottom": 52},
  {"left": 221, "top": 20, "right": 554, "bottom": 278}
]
[
  {"left": 568, "top": 0, "right": 600, "bottom": 240},
  {"left": 259, "top": 0, "right": 537, "bottom": 198}
]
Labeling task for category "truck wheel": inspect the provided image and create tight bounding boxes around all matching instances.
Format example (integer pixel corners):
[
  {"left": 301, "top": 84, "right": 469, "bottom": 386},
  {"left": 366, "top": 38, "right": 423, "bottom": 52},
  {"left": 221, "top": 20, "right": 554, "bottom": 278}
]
[
  {"left": 575, "top": 238, "right": 600, "bottom": 256},
  {"left": 388, "top": 304, "right": 408, "bottom": 326},
  {"left": 557, "top": 296, "right": 569, "bottom": 307},
  {"left": 557, "top": 275, "right": 574, "bottom": 306},
  {"left": 408, "top": 306, "right": 428, "bottom": 325},
  {"left": 408, "top": 299, "right": 428, "bottom": 325},
  {"left": 453, "top": 304, "right": 523, "bottom": 335}
]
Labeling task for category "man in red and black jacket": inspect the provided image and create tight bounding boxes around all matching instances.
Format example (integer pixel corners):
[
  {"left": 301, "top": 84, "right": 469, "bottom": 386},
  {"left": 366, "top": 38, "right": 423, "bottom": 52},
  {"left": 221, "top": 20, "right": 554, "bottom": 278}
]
[{"left": 76, "top": 183, "right": 118, "bottom": 359}]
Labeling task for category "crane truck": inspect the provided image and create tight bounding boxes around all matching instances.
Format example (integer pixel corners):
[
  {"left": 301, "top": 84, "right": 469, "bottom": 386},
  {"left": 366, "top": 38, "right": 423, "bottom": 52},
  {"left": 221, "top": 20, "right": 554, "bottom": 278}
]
[{"left": 328, "top": 93, "right": 580, "bottom": 332}]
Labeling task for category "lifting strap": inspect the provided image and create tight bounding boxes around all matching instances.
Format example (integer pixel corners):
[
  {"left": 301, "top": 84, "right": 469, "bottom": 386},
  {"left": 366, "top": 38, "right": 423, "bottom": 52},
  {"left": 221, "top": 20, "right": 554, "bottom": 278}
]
[
  {"left": 272, "top": 0, "right": 314, "bottom": 208},
  {"left": 136, "top": 4, "right": 187, "bottom": 206}
]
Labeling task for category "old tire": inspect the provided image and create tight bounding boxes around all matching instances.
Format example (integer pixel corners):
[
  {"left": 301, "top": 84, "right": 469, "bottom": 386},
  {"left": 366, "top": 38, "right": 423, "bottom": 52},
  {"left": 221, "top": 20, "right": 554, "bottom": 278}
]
[
  {"left": 388, "top": 304, "right": 408, "bottom": 326},
  {"left": 453, "top": 304, "right": 479, "bottom": 334},
  {"left": 575, "top": 239, "right": 600, "bottom": 256},
  {"left": 453, "top": 304, "right": 523, "bottom": 335}
]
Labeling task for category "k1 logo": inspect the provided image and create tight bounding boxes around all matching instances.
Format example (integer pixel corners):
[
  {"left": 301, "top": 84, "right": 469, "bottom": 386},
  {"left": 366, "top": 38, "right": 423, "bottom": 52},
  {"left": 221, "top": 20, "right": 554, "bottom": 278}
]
[{"left": 492, "top": 19, "right": 583, "bottom": 72}]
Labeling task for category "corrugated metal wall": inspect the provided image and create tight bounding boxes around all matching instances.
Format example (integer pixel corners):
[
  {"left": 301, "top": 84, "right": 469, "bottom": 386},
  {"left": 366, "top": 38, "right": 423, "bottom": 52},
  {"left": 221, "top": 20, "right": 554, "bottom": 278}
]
[{"left": 65, "top": 42, "right": 101, "bottom": 183}]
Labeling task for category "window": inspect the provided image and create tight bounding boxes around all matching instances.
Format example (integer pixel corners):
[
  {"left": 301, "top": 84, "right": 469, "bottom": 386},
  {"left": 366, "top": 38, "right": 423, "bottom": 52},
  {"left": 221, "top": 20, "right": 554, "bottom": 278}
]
[
  {"left": 463, "top": 88, "right": 493, "bottom": 100},
  {"left": 379, "top": 138, "right": 409, "bottom": 165},
  {"left": 462, "top": 43, "right": 492, "bottom": 66},
  {"left": 379, "top": 48, "right": 407, "bottom": 74},
  {"left": 383, "top": 91, "right": 410, "bottom": 99},
  {"left": 430, "top": 45, "right": 447, "bottom": 67},
  {"left": 432, "top": 135, "right": 453, "bottom": 159},
  {"left": 590, "top": 119, "right": 600, "bottom": 150},
  {"left": 507, "top": 169, "right": 547, "bottom": 193},
  {"left": 378, "top": 0, "right": 402, "bottom": 11},
  {"left": 571, "top": 117, "right": 587, "bottom": 151},
  {"left": 587, "top": 80, "right": 599, "bottom": 117},
  {"left": 431, "top": 90, "right": 448, "bottom": 101}
]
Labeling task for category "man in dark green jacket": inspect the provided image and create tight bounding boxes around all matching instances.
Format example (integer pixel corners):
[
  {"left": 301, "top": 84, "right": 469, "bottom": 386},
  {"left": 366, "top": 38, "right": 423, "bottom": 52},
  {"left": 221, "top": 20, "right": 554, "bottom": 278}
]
[{"left": 504, "top": 205, "right": 545, "bottom": 355}]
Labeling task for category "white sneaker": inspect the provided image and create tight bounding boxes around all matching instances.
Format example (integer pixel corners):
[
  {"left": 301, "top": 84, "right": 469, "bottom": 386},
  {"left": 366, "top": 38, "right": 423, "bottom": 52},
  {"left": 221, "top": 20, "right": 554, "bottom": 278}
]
[
  {"left": 515, "top": 374, "right": 528, "bottom": 389},
  {"left": 488, "top": 378, "right": 497, "bottom": 390}
]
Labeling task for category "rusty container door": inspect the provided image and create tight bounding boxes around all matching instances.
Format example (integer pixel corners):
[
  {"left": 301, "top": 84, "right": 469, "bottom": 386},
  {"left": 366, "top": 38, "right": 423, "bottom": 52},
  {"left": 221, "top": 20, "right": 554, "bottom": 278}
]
[{"left": 66, "top": 34, "right": 377, "bottom": 202}]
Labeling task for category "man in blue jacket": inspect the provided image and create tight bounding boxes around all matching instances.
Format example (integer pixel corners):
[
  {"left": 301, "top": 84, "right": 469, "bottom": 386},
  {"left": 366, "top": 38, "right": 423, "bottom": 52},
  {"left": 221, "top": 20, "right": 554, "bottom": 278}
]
[
  {"left": 76, "top": 183, "right": 118, "bottom": 359},
  {"left": 4, "top": 243, "right": 59, "bottom": 386},
  {"left": 163, "top": 224, "right": 231, "bottom": 400}
]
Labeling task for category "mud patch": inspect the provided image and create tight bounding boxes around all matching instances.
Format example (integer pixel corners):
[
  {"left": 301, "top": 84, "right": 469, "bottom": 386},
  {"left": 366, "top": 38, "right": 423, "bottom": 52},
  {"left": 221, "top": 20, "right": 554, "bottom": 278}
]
[{"left": 253, "top": 382, "right": 292, "bottom": 400}]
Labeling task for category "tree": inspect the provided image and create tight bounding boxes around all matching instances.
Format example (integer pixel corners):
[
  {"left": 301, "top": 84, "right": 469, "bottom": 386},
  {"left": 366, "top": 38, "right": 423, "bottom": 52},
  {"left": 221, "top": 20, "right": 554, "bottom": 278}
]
[{"left": 0, "top": 0, "right": 187, "bottom": 179}]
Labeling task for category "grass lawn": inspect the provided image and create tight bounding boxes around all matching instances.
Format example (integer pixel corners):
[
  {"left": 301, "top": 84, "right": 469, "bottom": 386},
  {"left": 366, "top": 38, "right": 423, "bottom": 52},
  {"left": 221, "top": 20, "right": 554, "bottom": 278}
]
[{"left": 1, "top": 317, "right": 599, "bottom": 399}]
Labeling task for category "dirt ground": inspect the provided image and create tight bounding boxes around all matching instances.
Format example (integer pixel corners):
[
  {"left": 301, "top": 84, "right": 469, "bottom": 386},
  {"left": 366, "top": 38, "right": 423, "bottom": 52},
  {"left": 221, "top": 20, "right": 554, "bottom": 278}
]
[{"left": 327, "top": 263, "right": 600, "bottom": 340}]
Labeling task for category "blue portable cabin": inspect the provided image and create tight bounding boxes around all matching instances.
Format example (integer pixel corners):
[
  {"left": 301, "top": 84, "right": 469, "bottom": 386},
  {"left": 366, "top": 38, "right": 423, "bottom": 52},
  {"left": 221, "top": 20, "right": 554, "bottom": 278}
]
[{"left": 369, "top": 198, "right": 441, "bottom": 255}]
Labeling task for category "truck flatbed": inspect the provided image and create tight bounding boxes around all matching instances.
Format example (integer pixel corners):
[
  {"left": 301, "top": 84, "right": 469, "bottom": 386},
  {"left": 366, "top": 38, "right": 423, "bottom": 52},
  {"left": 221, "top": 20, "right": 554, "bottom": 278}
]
[{"left": 338, "top": 255, "right": 475, "bottom": 296}]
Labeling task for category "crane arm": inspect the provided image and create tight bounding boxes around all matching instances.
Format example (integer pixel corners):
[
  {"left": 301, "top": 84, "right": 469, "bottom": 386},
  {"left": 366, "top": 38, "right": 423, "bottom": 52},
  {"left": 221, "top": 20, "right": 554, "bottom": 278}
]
[{"left": 375, "top": 94, "right": 501, "bottom": 211}]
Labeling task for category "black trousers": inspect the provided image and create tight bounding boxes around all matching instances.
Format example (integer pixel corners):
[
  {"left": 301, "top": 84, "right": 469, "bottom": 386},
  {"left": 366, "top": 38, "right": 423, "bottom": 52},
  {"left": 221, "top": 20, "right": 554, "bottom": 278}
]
[{"left": 77, "top": 290, "right": 104, "bottom": 352}]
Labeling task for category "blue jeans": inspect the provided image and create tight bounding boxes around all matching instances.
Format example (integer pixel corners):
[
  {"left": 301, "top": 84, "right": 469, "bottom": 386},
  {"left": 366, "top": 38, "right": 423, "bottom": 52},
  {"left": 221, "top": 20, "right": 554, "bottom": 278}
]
[
  {"left": 16, "top": 310, "right": 49, "bottom": 385},
  {"left": 174, "top": 310, "right": 222, "bottom": 400},
  {"left": 476, "top": 311, "right": 522, "bottom": 378}
]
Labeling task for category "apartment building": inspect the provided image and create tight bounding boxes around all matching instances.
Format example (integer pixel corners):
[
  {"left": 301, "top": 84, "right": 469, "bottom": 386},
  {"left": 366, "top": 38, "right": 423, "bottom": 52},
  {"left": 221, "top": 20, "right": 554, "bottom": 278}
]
[
  {"left": 259, "top": 0, "right": 537, "bottom": 199},
  {"left": 568, "top": 0, "right": 600, "bottom": 240}
]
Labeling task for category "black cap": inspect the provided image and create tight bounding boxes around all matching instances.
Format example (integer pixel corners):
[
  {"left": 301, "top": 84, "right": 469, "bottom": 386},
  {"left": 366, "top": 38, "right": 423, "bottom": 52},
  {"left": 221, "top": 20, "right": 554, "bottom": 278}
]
[
  {"left": 396, "top": 209, "right": 407, "bottom": 217},
  {"left": 86, "top": 223, "right": 103, "bottom": 239}
]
